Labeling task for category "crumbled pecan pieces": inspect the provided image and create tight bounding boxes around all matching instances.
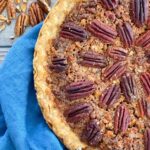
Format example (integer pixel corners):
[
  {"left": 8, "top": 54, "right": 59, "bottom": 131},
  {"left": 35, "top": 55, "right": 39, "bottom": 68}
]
[
  {"left": 0, "top": 0, "right": 7, "bottom": 14},
  {"left": 66, "top": 80, "right": 95, "bottom": 100},
  {"left": 101, "top": 0, "right": 118, "bottom": 10},
  {"left": 64, "top": 103, "right": 93, "bottom": 123},
  {"left": 99, "top": 84, "right": 121, "bottom": 108},
  {"left": 120, "top": 73, "right": 137, "bottom": 102},
  {"left": 140, "top": 72, "right": 150, "bottom": 96},
  {"left": 29, "top": 2, "right": 45, "bottom": 27},
  {"left": 49, "top": 57, "right": 67, "bottom": 73},
  {"left": 108, "top": 47, "right": 128, "bottom": 61},
  {"left": 144, "top": 128, "right": 150, "bottom": 150},
  {"left": 114, "top": 104, "right": 130, "bottom": 134},
  {"left": 81, "top": 119, "right": 102, "bottom": 146},
  {"left": 79, "top": 51, "right": 108, "bottom": 68},
  {"left": 135, "top": 30, "right": 150, "bottom": 49},
  {"left": 88, "top": 19, "right": 117, "bottom": 44},
  {"left": 82, "top": 0, "right": 97, "bottom": 14},
  {"left": 130, "top": 0, "right": 148, "bottom": 27},
  {"left": 60, "top": 22, "right": 88, "bottom": 42},
  {"left": 82, "top": 0, "right": 97, "bottom": 8},
  {"left": 103, "top": 61, "right": 126, "bottom": 81},
  {"left": 138, "top": 97, "right": 150, "bottom": 118},
  {"left": 7, "top": 0, "right": 16, "bottom": 20},
  {"left": 117, "top": 22, "right": 134, "bottom": 48},
  {"left": 20, "top": 2, "right": 27, "bottom": 12}
]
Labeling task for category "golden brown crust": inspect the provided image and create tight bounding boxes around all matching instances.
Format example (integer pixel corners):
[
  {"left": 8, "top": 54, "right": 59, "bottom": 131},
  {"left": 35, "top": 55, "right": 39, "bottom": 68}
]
[{"left": 33, "top": 0, "right": 91, "bottom": 149}]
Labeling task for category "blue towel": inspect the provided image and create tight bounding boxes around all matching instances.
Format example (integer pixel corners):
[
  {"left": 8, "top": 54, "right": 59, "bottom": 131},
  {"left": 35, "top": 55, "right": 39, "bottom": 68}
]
[{"left": 0, "top": 24, "right": 66, "bottom": 150}]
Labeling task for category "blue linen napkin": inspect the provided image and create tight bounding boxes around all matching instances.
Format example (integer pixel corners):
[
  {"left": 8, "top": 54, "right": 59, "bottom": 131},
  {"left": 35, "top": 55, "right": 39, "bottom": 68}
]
[{"left": 0, "top": 23, "right": 66, "bottom": 150}]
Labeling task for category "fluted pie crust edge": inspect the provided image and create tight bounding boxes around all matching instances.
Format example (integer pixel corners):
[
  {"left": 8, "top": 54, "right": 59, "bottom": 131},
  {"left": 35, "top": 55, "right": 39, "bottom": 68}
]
[{"left": 33, "top": 0, "right": 90, "bottom": 149}]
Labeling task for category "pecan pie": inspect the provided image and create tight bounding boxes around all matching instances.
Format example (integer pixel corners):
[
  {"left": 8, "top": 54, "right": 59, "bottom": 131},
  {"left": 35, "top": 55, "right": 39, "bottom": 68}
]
[{"left": 34, "top": 0, "right": 150, "bottom": 149}]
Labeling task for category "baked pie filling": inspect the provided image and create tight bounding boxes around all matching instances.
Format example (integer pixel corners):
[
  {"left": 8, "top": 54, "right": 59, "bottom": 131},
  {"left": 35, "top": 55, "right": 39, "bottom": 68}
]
[{"left": 47, "top": 0, "right": 150, "bottom": 149}]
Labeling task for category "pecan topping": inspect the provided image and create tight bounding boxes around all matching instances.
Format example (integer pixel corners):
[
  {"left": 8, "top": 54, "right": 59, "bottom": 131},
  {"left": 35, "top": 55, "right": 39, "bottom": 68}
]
[
  {"left": 50, "top": 57, "right": 67, "bottom": 73},
  {"left": 103, "top": 61, "right": 126, "bottom": 80},
  {"left": 60, "top": 23, "right": 88, "bottom": 42},
  {"left": 130, "top": 0, "right": 148, "bottom": 27},
  {"left": 145, "top": 50, "right": 150, "bottom": 63},
  {"left": 88, "top": 20, "right": 117, "bottom": 44},
  {"left": 15, "top": 13, "right": 29, "bottom": 37},
  {"left": 0, "top": 0, "right": 7, "bottom": 14},
  {"left": 144, "top": 128, "right": 150, "bottom": 150},
  {"left": 138, "top": 97, "right": 150, "bottom": 118},
  {"left": 81, "top": 120, "right": 102, "bottom": 146},
  {"left": 135, "top": 30, "right": 150, "bottom": 49},
  {"left": 120, "top": 73, "right": 137, "bottom": 102},
  {"left": 140, "top": 72, "right": 150, "bottom": 96},
  {"left": 147, "top": 17, "right": 150, "bottom": 29},
  {"left": 66, "top": 80, "right": 95, "bottom": 100},
  {"left": 117, "top": 22, "right": 134, "bottom": 48},
  {"left": 79, "top": 51, "right": 108, "bottom": 68},
  {"left": 99, "top": 84, "right": 121, "bottom": 108},
  {"left": 114, "top": 104, "right": 130, "bottom": 134},
  {"left": 108, "top": 47, "right": 128, "bottom": 61},
  {"left": 29, "top": 2, "right": 45, "bottom": 27},
  {"left": 64, "top": 103, "right": 93, "bottom": 123},
  {"left": 101, "top": 0, "right": 118, "bottom": 10},
  {"left": 7, "top": 0, "right": 16, "bottom": 20}
]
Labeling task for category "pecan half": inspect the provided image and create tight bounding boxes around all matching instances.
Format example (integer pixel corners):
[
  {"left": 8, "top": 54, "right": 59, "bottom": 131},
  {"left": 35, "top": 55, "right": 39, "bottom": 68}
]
[
  {"left": 60, "top": 23, "right": 88, "bottom": 42},
  {"left": 0, "top": 0, "right": 7, "bottom": 14},
  {"left": 88, "top": 20, "right": 117, "bottom": 44},
  {"left": 49, "top": 57, "right": 67, "bottom": 72},
  {"left": 120, "top": 73, "right": 137, "bottom": 103},
  {"left": 135, "top": 31, "right": 150, "bottom": 49},
  {"left": 138, "top": 97, "right": 150, "bottom": 118},
  {"left": 81, "top": 119, "right": 102, "bottom": 146},
  {"left": 114, "top": 104, "right": 130, "bottom": 134},
  {"left": 7, "top": 0, "right": 16, "bottom": 20},
  {"left": 66, "top": 80, "right": 95, "bottom": 100},
  {"left": 140, "top": 72, "right": 150, "bottom": 96},
  {"left": 103, "top": 61, "right": 126, "bottom": 81},
  {"left": 108, "top": 47, "right": 128, "bottom": 61},
  {"left": 147, "top": 17, "right": 150, "bottom": 29},
  {"left": 130, "top": 0, "right": 148, "bottom": 27},
  {"left": 145, "top": 50, "right": 150, "bottom": 63},
  {"left": 117, "top": 22, "right": 134, "bottom": 48},
  {"left": 37, "top": 0, "right": 51, "bottom": 14},
  {"left": 15, "top": 13, "right": 29, "bottom": 37},
  {"left": 99, "top": 84, "right": 121, "bottom": 108},
  {"left": 64, "top": 103, "right": 93, "bottom": 123},
  {"left": 79, "top": 51, "right": 108, "bottom": 68},
  {"left": 29, "top": 2, "right": 45, "bottom": 27},
  {"left": 144, "top": 128, "right": 150, "bottom": 150},
  {"left": 101, "top": 0, "right": 118, "bottom": 10}
]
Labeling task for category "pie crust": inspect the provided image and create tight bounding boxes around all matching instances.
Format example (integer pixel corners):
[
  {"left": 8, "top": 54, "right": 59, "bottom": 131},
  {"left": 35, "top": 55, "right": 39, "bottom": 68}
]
[{"left": 34, "top": 0, "right": 88, "bottom": 149}]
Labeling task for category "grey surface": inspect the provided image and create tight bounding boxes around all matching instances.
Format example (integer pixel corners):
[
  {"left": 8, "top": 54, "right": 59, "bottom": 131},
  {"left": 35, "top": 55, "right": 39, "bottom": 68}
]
[{"left": 0, "top": 0, "right": 56, "bottom": 64}]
